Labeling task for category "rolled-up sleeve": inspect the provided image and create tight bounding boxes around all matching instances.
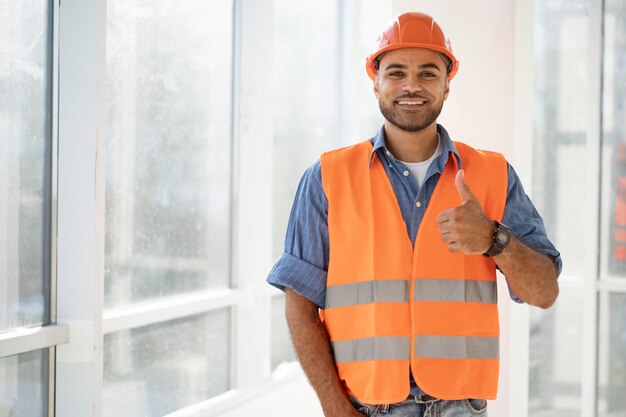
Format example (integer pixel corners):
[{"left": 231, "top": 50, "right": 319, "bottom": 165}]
[
  {"left": 503, "top": 163, "right": 563, "bottom": 303},
  {"left": 267, "top": 161, "right": 329, "bottom": 309}
]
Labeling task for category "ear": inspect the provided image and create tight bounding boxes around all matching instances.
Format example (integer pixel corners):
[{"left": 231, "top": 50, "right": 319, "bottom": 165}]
[
  {"left": 443, "top": 78, "right": 450, "bottom": 101},
  {"left": 373, "top": 75, "right": 380, "bottom": 99}
]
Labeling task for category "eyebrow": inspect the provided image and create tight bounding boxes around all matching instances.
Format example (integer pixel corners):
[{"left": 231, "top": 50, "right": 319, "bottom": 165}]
[{"left": 383, "top": 63, "right": 443, "bottom": 72}]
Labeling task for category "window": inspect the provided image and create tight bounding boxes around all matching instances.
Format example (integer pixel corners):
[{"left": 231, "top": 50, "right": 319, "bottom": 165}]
[
  {"left": 0, "top": 350, "right": 49, "bottom": 416},
  {"left": 349, "top": 0, "right": 391, "bottom": 140},
  {"left": 0, "top": 2, "right": 55, "bottom": 416},
  {"left": 530, "top": 2, "right": 588, "bottom": 416},
  {"left": 272, "top": 0, "right": 339, "bottom": 260},
  {"left": 104, "top": 1, "right": 234, "bottom": 414},
  {"left": 270, "top": 0, "right": 339, "bottom": 369},
  {"left": 531, "top": 0, "right": 626, "bottom": 416},
  {"left": 103, "top": 310, "right": 230, "bottom": 416},
  {"left": 598, "top": 0, "right": 626, "bottom": 415},
  {"left": 105, "top": 0, "right": 233, "bottom": 308},
  {"left": 0, "top": 1, "right": 51, "bottom": 332}
]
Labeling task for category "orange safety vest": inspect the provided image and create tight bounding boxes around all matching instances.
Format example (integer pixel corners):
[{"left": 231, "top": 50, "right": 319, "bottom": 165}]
[{"left": 320, "top": 139, "right": 508, "bottom": 404}]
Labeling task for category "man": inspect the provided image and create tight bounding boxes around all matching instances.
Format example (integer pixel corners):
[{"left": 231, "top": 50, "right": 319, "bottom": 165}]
[{"left": 267, "top": 12, "right": 561, "bottom": 417}]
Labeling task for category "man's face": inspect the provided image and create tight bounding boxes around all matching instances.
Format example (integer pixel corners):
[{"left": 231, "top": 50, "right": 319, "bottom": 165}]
[{"left": 374, "top": 48, "right": 450, "bottom": 133}]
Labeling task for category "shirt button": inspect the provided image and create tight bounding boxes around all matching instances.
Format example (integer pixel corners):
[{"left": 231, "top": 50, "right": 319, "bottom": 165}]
[
  {"left": 388, "top": 163, "right": 392, "bottom": 167},
  {"left": 403, "top": 170, "right": 409, "bottom": 177},
  {"left": 416, "top": 201, "right": 421, "bottom": 208},
  {"left": 385, "top": 150, "right": 391, "bottom": 156}
]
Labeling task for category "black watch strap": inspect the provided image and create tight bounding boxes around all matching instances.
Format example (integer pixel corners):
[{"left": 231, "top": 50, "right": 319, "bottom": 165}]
[{"left": 483, "top": 221, "right": 512, "bottom": 257}]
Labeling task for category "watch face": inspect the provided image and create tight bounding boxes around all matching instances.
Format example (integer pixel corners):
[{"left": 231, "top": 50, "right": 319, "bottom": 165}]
[
  {"left": 495, "top": 228, "right": 511, "bottom": 245},
  {"left": 483, "top": 222, "right": 511, "bottom": 257}
]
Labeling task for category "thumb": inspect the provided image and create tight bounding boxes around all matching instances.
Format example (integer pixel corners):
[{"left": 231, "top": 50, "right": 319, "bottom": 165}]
[{"left": 455, "top": 169, "right": 476, "bottom": 203}]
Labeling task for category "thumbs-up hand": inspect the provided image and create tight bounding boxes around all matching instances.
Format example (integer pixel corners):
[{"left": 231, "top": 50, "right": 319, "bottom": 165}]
[{"left": 435, "top": 169, "right": 496, "bottom": 254}]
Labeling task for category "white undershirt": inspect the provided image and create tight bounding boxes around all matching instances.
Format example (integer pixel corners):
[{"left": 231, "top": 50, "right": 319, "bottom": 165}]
[{"left": 397, "top": 135, "right": 442, "bottom": 188}]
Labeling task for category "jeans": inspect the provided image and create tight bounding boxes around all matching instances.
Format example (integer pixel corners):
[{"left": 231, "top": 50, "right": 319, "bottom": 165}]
[{"left": 350, "top": 394, "right": 488, "bottom": 417}]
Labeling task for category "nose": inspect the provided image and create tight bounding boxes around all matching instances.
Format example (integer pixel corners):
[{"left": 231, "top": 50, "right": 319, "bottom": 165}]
[{"left": 402, "top": 75, "right": 423, "bottom": 93}]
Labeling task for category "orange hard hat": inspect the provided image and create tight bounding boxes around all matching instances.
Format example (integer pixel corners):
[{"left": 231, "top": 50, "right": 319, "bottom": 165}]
[{"left": 365, "top": 12, "right": 459, "bottom": 80}]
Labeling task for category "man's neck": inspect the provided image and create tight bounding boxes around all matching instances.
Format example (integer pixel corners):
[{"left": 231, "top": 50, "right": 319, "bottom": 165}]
[{"left": 383, "top": 121, "right": 440, "bottom": 163}]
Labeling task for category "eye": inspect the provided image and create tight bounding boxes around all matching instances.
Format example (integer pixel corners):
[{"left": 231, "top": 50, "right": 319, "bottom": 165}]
[
  {"left": 420, "top": 72, "right": 437, "bottom": 78},
  {"left": 387, "top": 71, "right": 405, "bottom": 77}
]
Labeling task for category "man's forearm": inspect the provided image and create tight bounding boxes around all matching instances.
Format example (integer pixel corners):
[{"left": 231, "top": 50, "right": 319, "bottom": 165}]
[
  {"left": 494, "top": 236, "right": 559, "bottom": 308},
  {"left": 285, "top": 288, "right": 359, "bottom": 417}
]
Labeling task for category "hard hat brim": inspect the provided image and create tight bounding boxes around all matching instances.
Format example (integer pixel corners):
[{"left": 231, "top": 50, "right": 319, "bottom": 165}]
[{"left": 366, "top": 43, "right": 459, "bottom": 80}]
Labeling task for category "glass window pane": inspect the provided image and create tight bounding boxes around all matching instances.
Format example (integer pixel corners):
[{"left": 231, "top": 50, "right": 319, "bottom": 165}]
[
  {"left": 532, "top": 0, "right": 590, "bottom": 279},
  {"left": 352, "top": 0, "right": 392, "bottom": 140},
  {"left": 531, "top": 2, "right": 589, "bottom": 412},
  {"left": 0, "top": 2, "right": 51, "bottom": 331},
  {"left": 529, "top": 290, "right": 583, "bottom": 417},
  {"left": 600, "top": 0, "right": 626, "bottom": 278},
  {"left": 272, "top": 0, "right": 339, "bottom": 260},
  {"left": 103, "top": 309, "right": 230, "bottom": 417},
  {"left": 105, "top": 0, "right": 234, "bottom": 308},
  {"left": 598, "top": 293, "right": 626, "bottom": 416},
  {"left": 271, "top": 293, "right": 296, "bottom": 371},
  {"left": 0, "top": 349, "right": 48, "bottom": 416}
]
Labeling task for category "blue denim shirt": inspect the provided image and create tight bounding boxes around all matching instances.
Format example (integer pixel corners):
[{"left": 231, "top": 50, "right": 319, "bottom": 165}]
[{"left": 267, "top": 124, "right": 562, "bottom": 397}]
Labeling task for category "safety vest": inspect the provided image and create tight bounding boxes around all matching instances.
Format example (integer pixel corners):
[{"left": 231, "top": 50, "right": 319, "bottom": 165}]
[{"left": 319, "top": 139, "right": 508, "bottom": 404}]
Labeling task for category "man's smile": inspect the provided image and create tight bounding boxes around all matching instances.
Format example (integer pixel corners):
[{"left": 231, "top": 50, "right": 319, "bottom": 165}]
[{"left": 396, "top": 100, "right": 426, "bottom": 107}]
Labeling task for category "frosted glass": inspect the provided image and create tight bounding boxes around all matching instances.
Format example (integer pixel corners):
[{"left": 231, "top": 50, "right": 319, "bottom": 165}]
[
  {"left": 600, "top": 0, "right": 626, "bottom": 279},
  {"left": 353, "top": 1, "right": 391, "bottom": 140},
  {"left": 271, "top": 0, "right": 339, "bottom": 261},
  {"left": 598, "top": 2, "right": 626, "bottom": 411},
  {"left": 105, "top": 0, "right": 234, "bottom": 308},
  {"left": 530, "top": 2, "right": 589, "bottom": 416},
  {"left": 0, "top": 1, "right": 50, "bottom": 331},
  {"left": 0, "top": 349, "right": 48, "bottom": 417},
  {"left": 532, "top": 0, "right": 589, "bottom": 279},
  {"left": 598, "top": 293, "right": 626, "bottom": 417},
  {"left": 271, "top": 293, "right": 296, "bottom": 370},
  {"left": 529, "top": 291, "right": 583, "bottom": 417},
  {"left": 103, "top": 309, "right": 230, "bottom": 417}
]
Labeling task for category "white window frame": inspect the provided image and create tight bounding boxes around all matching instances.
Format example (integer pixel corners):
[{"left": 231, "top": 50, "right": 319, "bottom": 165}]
[
  {"left": 0, "top": 1, "right": 69, "bottom": 416},
  {"left": 54, "top": 0, "right": 107, "bottom": 414}
]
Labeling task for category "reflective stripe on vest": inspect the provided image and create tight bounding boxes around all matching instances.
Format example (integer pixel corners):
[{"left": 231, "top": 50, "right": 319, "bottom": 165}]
[
  {"left": 325, "top": 278, "right": 496, "bottom": 308},
  {"left": 332, "top": 335, "right": 499, "bottom": 363},
  {"left": 321, "top": 139, "right": 507, "bottom": 403},
  {"left": 333, "top": 336, "right": 411, "bottom": 363},
  {"left": 414, "top": 335, "right": 499, "bottom": 359}
]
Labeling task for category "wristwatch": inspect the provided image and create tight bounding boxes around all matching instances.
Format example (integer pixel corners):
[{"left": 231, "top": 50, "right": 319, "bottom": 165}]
[{"left": 483, "top": 221, "right": 512, "bottom": 257}]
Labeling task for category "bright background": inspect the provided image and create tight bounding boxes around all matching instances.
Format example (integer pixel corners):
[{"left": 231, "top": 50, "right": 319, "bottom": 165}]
[{"left": 0, "top": 0, "right": 625, "bottom": 416}]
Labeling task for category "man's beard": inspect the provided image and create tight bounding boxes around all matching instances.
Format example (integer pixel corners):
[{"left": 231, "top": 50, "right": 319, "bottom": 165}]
[{"left": 378, "top": 97, "right": 443, "bottom": 132}]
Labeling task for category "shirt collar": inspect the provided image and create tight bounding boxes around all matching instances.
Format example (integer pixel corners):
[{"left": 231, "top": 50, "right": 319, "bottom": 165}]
[{"left": 368, "top": 124, "right": 462, "bottom": 170}]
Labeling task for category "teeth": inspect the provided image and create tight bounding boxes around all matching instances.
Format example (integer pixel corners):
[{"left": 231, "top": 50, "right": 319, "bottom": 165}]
[{"left": 398, "top": 101, "right": 424, "bottom": 106}]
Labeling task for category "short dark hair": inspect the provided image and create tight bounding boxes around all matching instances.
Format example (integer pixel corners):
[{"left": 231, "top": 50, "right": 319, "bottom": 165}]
[
  {"left": 437, "top": 52, "right": 453, "bottom": 74},
  {"left": 373, "top": 53, "right": 387, "bottom": 71}
]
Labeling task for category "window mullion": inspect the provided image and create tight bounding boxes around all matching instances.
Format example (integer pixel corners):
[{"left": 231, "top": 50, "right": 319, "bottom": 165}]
[
  {"left": 102, "top": 289, "right": 239, "bottom": 334},
  {"left": 509, "top": 0, "right": 535, "bottom": 415},
  {"left": 582, "top": 0, "right": 604, "bottom": 415},
  {"left": 55, "top": 0, "right": 108, "bottom": 415},
  {"left": 0, "top": 325, "right": 68, "bottom": 358},
  {"left": 232, "top": 0, "right": 275, "bottom": 391},
  {"left": 49, "top": 0, "right": 60, "bottom": 414}
]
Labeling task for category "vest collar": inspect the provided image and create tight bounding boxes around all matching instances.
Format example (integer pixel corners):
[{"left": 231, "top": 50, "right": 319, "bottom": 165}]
[{"left": 368, "top": 124, "right": 463, "bottom": 172}]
